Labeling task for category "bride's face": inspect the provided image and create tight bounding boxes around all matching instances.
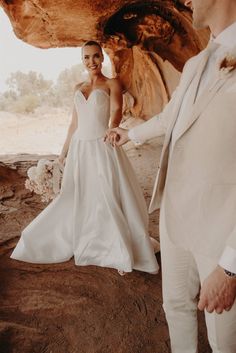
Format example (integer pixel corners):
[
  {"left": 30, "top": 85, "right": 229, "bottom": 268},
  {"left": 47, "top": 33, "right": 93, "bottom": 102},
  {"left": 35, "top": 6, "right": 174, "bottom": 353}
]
[{"left": 82, "top": 45, "right": 104, "bottom": 74}]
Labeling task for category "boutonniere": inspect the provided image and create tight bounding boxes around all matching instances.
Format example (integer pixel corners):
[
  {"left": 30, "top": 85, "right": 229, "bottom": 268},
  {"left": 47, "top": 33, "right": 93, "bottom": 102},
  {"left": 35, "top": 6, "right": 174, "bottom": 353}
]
[{"left": 218, "top": 53, "right": 236, "bottom": 79}]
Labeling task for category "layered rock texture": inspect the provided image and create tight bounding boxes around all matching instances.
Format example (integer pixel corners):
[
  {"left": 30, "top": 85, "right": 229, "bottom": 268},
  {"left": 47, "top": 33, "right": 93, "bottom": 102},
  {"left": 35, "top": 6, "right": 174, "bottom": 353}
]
[{"left": 0, "top": 0, "right": 209, "bottom": 118}]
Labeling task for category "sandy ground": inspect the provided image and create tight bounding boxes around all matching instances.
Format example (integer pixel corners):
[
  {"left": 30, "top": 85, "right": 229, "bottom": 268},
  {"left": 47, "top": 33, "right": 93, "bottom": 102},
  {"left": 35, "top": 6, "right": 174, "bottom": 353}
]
[{"left": 0, "top": 108, "right": 71, "bottom": 155}]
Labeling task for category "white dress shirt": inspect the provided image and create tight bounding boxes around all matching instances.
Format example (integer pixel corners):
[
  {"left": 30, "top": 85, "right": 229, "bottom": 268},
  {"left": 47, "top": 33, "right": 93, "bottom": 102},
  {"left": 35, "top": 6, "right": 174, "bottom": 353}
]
[{"left": 129, "top": 21, "right": 236, "bottom": 273}]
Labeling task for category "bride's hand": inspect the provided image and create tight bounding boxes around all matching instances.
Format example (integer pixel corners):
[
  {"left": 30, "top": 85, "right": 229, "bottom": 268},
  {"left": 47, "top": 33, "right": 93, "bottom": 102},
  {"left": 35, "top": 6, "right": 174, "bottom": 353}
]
[
  {"left": 110, "top": 127, "right": 129, "bottom": 146},
  {"left": 104, "top": 129, "right": 120, "bottom": 147}
]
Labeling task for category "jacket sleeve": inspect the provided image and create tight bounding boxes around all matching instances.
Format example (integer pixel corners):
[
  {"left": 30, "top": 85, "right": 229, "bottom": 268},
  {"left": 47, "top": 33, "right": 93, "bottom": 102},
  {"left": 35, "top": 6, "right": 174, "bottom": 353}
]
[
  {"left": 128, "top": 87, "right": 179, "bottom": 144},
  {"left": 219, "top": 246, "right": 236, "bottom": 273}
]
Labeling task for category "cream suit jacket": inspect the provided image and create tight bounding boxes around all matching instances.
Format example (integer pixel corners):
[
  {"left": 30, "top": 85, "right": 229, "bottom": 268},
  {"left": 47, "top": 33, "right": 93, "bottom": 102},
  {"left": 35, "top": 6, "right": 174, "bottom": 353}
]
[{"left": 131, "top": 48, "right": 236, "bottom": 259}]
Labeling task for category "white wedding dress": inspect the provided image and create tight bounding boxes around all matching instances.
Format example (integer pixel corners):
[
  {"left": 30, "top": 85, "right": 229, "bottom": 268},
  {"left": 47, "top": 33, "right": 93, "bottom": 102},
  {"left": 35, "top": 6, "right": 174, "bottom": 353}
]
[{"left": 11, "top": 89, "right": 159, "bottom": 274}]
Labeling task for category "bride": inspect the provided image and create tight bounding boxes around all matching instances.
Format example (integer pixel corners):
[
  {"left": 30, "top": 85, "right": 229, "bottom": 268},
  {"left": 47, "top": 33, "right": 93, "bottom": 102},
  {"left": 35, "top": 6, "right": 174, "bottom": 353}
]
[{"left": 11, "top": 40, "right": 159, "bottom": 275}]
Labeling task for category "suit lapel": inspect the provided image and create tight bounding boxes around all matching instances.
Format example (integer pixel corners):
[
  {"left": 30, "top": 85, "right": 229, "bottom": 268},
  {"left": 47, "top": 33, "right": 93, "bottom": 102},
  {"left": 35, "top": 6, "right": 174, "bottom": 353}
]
[
  {"left": 191, "top": 50, "right": 212, "bottom": 104},
  {"left": 162, "top": 49, "right": 210, "bottom": 151},
  {"left": 149, "top": 49, "right": 211, "bottom": 212},
  {"left": 175, "top": 75, "right": 229, "bottom": 141}
]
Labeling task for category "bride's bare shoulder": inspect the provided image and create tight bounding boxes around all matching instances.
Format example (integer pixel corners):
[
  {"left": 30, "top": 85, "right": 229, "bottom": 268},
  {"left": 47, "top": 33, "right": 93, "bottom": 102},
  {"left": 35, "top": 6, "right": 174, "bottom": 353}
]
[{"left": 74, "top": 82, "right": 87, "bottom": 93}]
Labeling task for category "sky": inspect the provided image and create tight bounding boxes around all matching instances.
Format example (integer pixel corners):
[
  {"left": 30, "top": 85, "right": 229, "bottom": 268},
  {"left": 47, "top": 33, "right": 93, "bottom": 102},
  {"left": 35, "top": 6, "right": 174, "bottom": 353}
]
[{"left": 0, "top": 8, "right": 110, "bottom": 93}]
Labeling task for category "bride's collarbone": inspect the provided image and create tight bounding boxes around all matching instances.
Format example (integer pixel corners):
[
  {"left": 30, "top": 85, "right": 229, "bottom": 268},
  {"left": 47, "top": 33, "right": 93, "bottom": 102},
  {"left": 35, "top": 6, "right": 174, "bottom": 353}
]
[{"left": 80, "top": 85, "right": 110, "bottom": 99}]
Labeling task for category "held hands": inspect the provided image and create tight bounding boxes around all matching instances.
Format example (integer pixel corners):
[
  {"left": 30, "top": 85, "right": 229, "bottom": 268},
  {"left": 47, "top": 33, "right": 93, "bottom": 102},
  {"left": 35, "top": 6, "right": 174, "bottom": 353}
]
[
  {"left": 198, "top": 265, "right": 236, "bottom": 314},
  {"left": 104, "top": 127, "right": 130, "bottom": 147},
  {"left": 104, "top": 129, "right": 120, "bottom": 146}
]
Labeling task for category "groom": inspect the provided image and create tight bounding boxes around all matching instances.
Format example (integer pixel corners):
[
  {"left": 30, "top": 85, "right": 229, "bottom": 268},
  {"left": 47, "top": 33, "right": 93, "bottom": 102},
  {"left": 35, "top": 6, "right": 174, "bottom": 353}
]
[{"left": 107, "top": 0, "right": 236, "bottom": 352}]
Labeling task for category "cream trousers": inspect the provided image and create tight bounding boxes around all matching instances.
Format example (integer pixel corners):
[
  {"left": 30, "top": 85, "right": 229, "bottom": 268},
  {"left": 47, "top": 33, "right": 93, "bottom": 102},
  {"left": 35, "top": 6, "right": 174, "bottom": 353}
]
[{"left": 160, "top": 208, "right": 236, "bottom": 353}]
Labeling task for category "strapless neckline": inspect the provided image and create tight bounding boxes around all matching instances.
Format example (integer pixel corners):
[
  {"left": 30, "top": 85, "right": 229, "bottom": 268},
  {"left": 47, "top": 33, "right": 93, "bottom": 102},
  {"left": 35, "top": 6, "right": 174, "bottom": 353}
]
[{"left": 76, "top": 89, "right": 110, "bottom": 102}]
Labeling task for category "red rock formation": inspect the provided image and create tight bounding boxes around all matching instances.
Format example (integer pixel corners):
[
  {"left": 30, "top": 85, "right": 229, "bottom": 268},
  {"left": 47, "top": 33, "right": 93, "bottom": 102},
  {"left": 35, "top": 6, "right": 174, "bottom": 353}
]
[
  {"left": 0, "top": 155, "right": 48, "bottom": 244},
  {"left": 0, "top": 0, "right": 209, "bottom": 118}
]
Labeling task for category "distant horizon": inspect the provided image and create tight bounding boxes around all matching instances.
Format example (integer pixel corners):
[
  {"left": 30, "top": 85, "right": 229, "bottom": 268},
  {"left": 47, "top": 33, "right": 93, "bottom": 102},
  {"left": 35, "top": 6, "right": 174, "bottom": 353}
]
[{"left": 0, "top": 8, "right": 111, "bottom": 93}]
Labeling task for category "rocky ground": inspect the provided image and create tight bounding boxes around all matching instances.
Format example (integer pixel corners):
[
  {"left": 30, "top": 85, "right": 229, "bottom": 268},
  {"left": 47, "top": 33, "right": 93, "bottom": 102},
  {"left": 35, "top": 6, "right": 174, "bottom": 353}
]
[{"left": 0, "top": 140, "right": 211, "bottom": 353}]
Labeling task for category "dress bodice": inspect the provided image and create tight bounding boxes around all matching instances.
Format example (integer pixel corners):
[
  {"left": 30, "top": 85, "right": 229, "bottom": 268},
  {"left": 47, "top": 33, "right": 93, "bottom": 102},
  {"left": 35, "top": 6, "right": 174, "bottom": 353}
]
[{"left": 74, "top": 89, "right": 110, "bottom": 140}]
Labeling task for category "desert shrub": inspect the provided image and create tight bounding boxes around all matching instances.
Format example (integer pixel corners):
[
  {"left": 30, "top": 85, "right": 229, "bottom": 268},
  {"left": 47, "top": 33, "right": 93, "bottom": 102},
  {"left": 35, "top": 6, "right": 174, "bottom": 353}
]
[
  {"left": 11, "top": 94, "right": 40, "bottom": 113},
  {"left": 0, "top": 62, "right": 112, "bottom": 112},
  {"left": 0, "top": 90, "right": 17, "bottom": 111},
  {"left": 6, "top": 71, "right": 52, "bottom": 98}
]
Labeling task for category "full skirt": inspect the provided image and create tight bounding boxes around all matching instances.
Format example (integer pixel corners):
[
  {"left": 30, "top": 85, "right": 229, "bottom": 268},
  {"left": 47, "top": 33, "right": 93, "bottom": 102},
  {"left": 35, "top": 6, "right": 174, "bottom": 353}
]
[{"left": 11, "top": 134, "right": 159, "bottom": 274}]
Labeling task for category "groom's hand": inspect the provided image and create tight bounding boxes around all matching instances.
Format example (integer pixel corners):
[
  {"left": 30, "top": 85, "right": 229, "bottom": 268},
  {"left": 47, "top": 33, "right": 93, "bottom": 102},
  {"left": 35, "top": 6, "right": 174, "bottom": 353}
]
[
  {"left": 198, "top": 266, "right": 236, "bottom": 314},
  {"left": 111, "top": 127, "right": 129, "bottom": 146},
  {"left": 104, "top": 129, "right": 120, "bottom": 146}
]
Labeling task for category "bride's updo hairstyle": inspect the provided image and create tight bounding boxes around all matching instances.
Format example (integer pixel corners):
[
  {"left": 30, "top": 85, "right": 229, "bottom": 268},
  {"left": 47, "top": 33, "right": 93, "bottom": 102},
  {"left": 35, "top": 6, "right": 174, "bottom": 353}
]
[{"left": 82, "top": 40, "right": 103, "bottom": 55}]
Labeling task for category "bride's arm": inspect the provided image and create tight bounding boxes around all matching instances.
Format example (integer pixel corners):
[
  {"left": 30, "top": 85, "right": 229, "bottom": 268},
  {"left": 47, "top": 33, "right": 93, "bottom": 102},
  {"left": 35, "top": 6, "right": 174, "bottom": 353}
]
[
  {"left": 108, "top": 78, "right": 123, "bottom": 128},
  {"left": 104, "top": 78, "right": 123, "bottom": 145},
  {"left": 58, "top": 105, "right": 78, "bottom": 164}
]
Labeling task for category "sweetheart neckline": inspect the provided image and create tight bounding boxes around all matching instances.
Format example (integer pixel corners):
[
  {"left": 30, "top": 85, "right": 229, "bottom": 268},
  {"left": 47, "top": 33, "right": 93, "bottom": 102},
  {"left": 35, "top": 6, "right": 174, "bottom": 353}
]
[{"left": 76, "top": 88, "right": 110, "bottom": 101}]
